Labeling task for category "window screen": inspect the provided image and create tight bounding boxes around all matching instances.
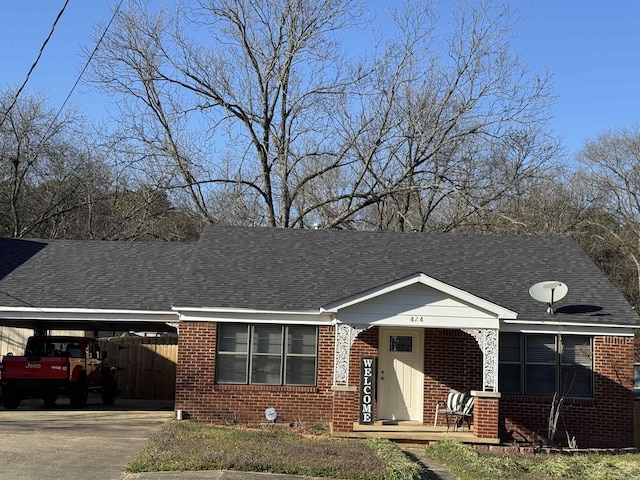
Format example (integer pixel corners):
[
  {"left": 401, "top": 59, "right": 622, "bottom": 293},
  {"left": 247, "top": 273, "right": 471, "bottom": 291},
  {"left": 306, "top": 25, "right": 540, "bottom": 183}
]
[
  {"left": 498, "top": 332, "right": 521, "bottom": 394},
  {"left": 525, "top": 335, "right": 556, "bottom": 395},
  {"left": 217, "top": 324, "right": 250, "bottom": 384},
  {"left": 217, "top": 323, "right": 317, "bottom": 386},
  {"left": 499, "top": 333, "right": 594, "bottom": 398},
  {"left": 560, "top": 336, "right": 593, "bottom": 397}
]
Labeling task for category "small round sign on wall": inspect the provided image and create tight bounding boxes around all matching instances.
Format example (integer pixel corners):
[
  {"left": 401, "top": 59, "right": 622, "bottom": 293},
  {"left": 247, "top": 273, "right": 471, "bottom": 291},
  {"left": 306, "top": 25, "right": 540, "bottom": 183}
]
[{"left": 265, "top": 407, "right": 277, "bottom": 422}]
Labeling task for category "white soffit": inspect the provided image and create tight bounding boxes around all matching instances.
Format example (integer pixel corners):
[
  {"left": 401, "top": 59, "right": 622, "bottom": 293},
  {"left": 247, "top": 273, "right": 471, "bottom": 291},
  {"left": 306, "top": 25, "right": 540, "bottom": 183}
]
[
  {"left": 320, "top": 272, "right": 518, "bottom": 320},
  {"left": 173, "top": 306, "right": 334, "bottom": 325},
  {"left": 501, "top": 319, "right": 636, "bottom": 336},
  {"left": 0, "top": 306, "right": 177, "bottom": 323}
]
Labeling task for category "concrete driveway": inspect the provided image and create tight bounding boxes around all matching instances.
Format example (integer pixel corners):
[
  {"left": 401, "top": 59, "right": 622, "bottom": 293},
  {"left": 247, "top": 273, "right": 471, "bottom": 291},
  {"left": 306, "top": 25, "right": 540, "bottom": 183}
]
[{"left": 0, "top": 395, "right": 174, "bottom": 480}]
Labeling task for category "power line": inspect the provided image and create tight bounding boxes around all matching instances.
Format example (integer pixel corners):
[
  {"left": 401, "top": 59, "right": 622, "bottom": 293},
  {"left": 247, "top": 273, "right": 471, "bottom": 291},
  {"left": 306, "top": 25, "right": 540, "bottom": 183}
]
[
  {"left": 9, "top": 0, "right": 124, "bottom": 164},
  {"left": 42, "top": 0, "right": 125, "bottom": 140},
  {"left": 0, "top": 0, "right": 70, "bottom": 130}
]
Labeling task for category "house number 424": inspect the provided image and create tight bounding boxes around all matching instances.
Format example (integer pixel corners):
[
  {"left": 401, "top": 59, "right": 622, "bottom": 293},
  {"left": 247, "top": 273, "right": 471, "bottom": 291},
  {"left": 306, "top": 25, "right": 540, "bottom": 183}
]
[{"left": 410, "top": 316, "right": 424, "bottom": 323}]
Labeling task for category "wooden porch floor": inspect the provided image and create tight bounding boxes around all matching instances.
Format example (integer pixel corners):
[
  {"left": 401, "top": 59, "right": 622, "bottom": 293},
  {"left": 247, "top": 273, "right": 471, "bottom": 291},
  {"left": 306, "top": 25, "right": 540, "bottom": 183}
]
[{"left": 332, "top": 421, "right": 500, "bottom": 444}]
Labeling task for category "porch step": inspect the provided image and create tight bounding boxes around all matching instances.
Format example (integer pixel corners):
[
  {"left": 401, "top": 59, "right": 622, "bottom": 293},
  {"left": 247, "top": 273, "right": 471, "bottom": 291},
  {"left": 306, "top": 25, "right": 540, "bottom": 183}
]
[{"left": 330, "top": 422, "right": 500, "bottom": 444}]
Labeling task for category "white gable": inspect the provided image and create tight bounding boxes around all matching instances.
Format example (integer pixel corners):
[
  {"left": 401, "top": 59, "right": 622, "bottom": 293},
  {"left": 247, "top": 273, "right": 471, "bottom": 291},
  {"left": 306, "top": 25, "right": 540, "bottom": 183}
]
[{"left": 322, "top": 273, "right": 517, "bottom": 329}]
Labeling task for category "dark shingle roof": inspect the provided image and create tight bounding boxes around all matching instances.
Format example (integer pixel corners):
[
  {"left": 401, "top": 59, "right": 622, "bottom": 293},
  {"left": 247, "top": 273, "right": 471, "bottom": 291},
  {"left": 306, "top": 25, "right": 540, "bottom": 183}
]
[
  {"left": 0, "top": 238, "right": 193, "bottom": 310},
  {"left": 0, "top": 226, "right": 637, "bottom": 327},
  {"left": 174, "top": 226, "right": 638, "bottom": 326}
]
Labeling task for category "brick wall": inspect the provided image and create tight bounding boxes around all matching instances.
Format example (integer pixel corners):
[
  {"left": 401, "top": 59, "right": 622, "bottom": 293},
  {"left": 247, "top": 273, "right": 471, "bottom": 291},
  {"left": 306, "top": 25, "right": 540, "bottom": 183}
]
[
  {"left": 175, "top": 321, "right": 216, "bottom": 418},
  {"left": 500, "top": 336, "right": 635, "bottom": 448},
  {"left": 426, "top": 329, "right": 483, "bottom": 426},
  {"left": 176, "top": 323, "right": 634, "bottom": 448},
  {"left": 348, "top": 327, "right": 379, "bottom": 385},
  {"left": 331, "top": 326, "right": 380, "bottom": 432},
  {"left": 331, "top": 387, "right": 358, "bottom": 432},
  {"left": 175, "top": 321, "right": 334, "bottom": 425},
  {"left": 472, "top": 394, "right": 500, "bottom": 438}
]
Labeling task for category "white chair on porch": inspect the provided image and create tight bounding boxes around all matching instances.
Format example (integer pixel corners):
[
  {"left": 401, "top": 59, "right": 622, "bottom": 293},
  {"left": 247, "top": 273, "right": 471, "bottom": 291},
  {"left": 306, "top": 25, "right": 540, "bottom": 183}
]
[{"left": 433, "top": 389, "right": 474, "bottom": 431}]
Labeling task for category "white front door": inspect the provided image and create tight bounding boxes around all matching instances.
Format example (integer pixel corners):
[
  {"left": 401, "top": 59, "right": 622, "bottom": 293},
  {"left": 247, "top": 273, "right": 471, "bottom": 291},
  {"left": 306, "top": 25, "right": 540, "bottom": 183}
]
[{"left": 378, "top": 327, "right": 424, "bottom": 422}]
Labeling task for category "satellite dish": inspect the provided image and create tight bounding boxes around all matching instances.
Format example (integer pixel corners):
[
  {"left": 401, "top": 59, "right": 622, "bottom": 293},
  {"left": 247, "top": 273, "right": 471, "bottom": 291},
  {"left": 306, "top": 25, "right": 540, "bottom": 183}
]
[{"left": 529, "top": 281, "right": 568, "bottom": 314}]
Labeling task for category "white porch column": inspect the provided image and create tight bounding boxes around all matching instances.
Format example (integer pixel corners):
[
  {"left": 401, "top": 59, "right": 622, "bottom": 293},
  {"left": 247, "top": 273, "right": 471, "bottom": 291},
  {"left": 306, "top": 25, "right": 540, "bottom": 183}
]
[
  {"left": 333, "top": 323, "right": 370, "bottom": 385},
  {"left": 462, "top": 328, "right": 499, "bottom": 391}
]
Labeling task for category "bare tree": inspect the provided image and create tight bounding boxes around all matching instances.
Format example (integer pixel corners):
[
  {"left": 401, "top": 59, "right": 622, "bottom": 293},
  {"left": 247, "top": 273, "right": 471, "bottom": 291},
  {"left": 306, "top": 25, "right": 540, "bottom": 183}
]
[
  {"left": 464, "top": 172, "right": 588, "bottom": 236},
  {"left": 576, "top": 126, "right": 640, "bottom": 308},
  {"left": 0, "top": 89, "right": 199, "bottom": 241},
  {"left": 328, "top": 2, "right": 560, "bottom": 232},
  {"left": 0, "top": 89, "right": 84, "bottom": 237},
  {"left": 86, "top": 0, "right": 557, "bottom": 229}
]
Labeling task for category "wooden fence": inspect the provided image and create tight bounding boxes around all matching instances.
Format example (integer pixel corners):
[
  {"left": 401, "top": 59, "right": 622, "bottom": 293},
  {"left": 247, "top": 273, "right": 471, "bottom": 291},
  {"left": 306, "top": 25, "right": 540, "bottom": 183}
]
[{"left": 99, "top": 336, "right": 178, "bottom": 401}]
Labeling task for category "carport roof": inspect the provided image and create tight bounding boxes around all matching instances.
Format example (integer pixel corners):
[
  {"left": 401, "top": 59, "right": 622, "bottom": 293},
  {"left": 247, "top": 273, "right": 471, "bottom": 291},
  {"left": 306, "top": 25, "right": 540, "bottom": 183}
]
[{"left": 0, "top": 238, "right": 193, "bottom": 311}]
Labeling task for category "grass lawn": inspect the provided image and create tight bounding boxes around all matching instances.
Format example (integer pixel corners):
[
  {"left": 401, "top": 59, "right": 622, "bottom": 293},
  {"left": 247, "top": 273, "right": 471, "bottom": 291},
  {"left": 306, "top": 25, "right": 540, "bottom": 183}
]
[
  {"left": 126, "top": 420, "right": 421, "bottom": 480},
  {"left": 425, "top": 440, "right": 640, "bottom": 480},
  {"left": 128, "top": 421, "right": 640, "bottom": 480}
]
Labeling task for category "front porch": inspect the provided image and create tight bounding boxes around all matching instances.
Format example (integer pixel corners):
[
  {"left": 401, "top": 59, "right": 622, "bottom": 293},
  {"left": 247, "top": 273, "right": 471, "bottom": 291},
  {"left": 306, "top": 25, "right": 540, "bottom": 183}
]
[
  {"left": 332, "top": 378, "right": 503, "bottom": 444},
  {"left": 322, "top": 274, "right": 513, "bottom": 444},
  {"left": 333, "top": 421, "right": 500, "bottom": 444}
]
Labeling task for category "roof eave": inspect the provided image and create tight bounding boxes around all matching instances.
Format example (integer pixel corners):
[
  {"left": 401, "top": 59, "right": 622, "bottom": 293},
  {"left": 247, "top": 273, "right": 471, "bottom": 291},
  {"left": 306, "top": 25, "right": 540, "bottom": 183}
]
[
  {"left": 172, "top": 306, "right": 333, "bottom": 325},
  {"left": 0, "top": 306, "right": 176, "bottom": 323},
  {"left": 501, "top": 318, "right": 638, "bottom": 336}
]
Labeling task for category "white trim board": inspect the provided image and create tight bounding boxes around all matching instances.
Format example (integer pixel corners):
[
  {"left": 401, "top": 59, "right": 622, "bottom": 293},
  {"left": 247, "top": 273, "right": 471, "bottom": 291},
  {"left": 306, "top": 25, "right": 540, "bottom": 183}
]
[
  {"left": 501, "top": 321, "right": 635, "bottom": 336},
  {"left": 0, "top": 307, "right": 176, "bottom": 323},
  {"left": 321, "top": 272, "right": 518, "bottom": 320},
  {"left": 175, "top": 307, "right": 333, "bottom": 325}
]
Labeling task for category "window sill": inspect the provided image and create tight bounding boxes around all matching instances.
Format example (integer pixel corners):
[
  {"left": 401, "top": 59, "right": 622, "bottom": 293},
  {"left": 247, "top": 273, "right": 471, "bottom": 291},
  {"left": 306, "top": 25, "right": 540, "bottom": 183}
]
[
  {"left": 501, "top": 394, "right": 595, "bottom": 406},
  {"left": 214, "top": 384, "right": 318, "bottom": 393}
]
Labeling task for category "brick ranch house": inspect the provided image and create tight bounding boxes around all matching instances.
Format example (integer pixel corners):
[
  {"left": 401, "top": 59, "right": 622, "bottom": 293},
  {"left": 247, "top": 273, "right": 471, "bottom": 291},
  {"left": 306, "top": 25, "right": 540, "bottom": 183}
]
[{"left": 0, "top": 226, "right": 638, "bottom": 448}]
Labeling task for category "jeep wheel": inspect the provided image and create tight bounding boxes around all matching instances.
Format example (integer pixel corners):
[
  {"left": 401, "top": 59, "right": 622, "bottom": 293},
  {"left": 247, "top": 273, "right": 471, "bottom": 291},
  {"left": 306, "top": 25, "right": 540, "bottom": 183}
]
[
  {"left": 2, "top": 385, "right": 21, "bottom": 409},
  {"left": 69, "top": 381, "right": 88, "bottom": 408},
  {"left": 43, "top": 390, "right": 58, "bottom": 407}
]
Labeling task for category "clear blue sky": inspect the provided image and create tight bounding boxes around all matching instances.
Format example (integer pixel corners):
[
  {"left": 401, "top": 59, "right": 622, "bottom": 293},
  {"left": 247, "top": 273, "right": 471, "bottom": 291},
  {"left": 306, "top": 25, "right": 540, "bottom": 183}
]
[{"left": 1, "top": 1, "right": 639, "bottom": 158}]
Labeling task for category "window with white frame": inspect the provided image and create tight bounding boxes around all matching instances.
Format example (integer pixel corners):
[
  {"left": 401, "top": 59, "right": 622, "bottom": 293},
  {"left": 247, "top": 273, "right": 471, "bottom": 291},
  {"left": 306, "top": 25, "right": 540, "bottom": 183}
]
[
  {"left": 216, "top": 323, "right": 318, "bottom": 386},
  {"left": 499, "top": 333, "right": 593, "bottom": 397}
]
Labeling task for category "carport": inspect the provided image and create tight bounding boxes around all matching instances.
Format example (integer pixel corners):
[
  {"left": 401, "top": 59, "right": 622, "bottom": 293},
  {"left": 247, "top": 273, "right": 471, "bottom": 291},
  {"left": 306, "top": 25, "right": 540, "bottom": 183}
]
[
  {"left": 0, "top": 312, "right": 180, "bottom": 405},
  {"left": 0, "top": 237, "right": 189, "bottom": 404}
]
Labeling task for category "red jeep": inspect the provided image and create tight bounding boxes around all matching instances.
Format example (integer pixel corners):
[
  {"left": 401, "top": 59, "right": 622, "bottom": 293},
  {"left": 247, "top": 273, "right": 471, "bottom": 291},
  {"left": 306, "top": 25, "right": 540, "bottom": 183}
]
[{"left": 0, "top": 336, "right": 117, "bottom": 409}]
